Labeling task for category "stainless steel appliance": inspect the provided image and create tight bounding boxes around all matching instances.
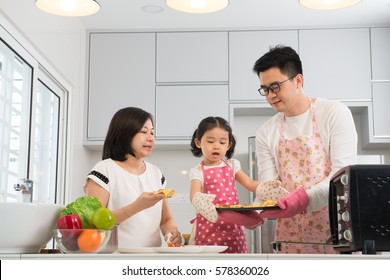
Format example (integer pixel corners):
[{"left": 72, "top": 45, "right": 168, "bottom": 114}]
[
  {"left": 248, "top": 136, "right": 276, "bottom": 253},
  {"left": 329, "top": 164, "right": 390, "bottom": 254}
]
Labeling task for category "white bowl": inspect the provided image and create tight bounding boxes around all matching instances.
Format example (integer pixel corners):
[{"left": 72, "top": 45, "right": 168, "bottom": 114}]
[{"left": 0, "top": 202, "right": 64, "bottom": 253}]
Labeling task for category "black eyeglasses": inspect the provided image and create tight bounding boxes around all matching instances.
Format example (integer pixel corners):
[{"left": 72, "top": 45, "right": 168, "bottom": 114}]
[{"left": 258, "top": 75, "right": 297, "bottom": 96}]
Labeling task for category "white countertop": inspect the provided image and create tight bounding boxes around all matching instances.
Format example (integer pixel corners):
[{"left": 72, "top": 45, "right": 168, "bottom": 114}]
[{"left": 2, "top": 252, "right": 390, "bottom": 260}]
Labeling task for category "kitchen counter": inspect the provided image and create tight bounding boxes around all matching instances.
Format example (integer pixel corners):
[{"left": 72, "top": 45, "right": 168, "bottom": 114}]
[
  {"left": 2, "top": 252, "right": 390, "bottom": 260},
  {"left": 4, "top": 252, "right": 389, "bottom": 280}
]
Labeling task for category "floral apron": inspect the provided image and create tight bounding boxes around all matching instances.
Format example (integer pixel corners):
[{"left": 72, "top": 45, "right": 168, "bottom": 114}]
[
  {"left": 276, "top": 99, "right": 336, "bottom": 254},
  {"left": 194, "top": 161, "right": 247, "bottom": 253}
]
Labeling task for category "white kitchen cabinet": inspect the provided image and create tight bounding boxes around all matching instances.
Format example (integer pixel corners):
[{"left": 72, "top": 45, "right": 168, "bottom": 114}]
[
  {"left": 155, "top": 85, "right": 229, "bottom": 139},
  {"left": 156, "top": 32, "right": 228, "bottom": 83},
  {"left": 229, "top": 30, "right": 299, "bottom": 102},
  {"left": 86, "top": 32, "right": 156, "bottom": 144},
  {"left": 371, "top": 28, "right": 390, "bottom": 81},
  {"left": 372, "top": 83, "right": 390, "bottom": 138},
  {"left": 299, "top": 28, "right": 371, "bottom": 100},
  {"left": 360, "top": 83, "right": 390, "bottom": 148}
]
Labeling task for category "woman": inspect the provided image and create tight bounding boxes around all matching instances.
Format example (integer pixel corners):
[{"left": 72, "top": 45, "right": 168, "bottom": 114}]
[{"left": 84, "top": 107, "right": 181, "bottom": 248}]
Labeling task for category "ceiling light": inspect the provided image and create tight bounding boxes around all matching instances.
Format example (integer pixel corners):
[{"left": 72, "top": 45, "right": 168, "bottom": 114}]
[
  {"left": 299, "top": 0, "right": 362, "bottom": 10},
  {"left": 166, "top": 0, "right": 229, "bottom": 13},
  {"left": 35, "top": 0, "right": 100, "bottom": 17}
]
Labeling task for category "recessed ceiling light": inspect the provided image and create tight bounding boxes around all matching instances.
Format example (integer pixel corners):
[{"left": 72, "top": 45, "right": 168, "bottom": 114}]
[
  {"left": 299, "top": 0, "right": 362, "bottom": 10},
  {"left": 142, "top": 5, "right": 164, "bottom": 13}
]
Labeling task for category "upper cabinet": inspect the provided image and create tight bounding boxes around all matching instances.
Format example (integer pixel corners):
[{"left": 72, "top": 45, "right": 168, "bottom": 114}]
[
  {"left": 85, "top": 28, "right": 389, "bottom": 149},
  {"left": 299, "top": 28, "right": 372, "bottom": 100},
  {"left": 229, "top": 30, "right": 299, "bottom": 102},
  {"left": 371, "top": 28, "right": 390, "bottom": 81},
  {"left": 156, "top": 32, "right": 228, "bottom": 83},
  {"left": 155, "top": 85, "right": 229, "bottom": 140},
  {"left": 87, "top": 33, "right": 156, "bottom": 143},
  {"left": 372, "top": 83, "right": 390, "bottom": 138}
]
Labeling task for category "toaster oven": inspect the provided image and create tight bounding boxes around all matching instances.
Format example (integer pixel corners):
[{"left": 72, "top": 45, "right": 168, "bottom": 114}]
[{"left": 329, "top": 164, "right": 390, "bottom": 253}]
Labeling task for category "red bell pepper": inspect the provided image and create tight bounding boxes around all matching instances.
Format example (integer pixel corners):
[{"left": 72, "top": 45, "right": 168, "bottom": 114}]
[
  {"left": 57, "top": 214, "right": 83, "bottom": 251},
  {"left": 57, "top": 213, "right": 82, "bottom": 229},
  {"left": 57, "top": 213, "right": 82, "bottom": 238}
]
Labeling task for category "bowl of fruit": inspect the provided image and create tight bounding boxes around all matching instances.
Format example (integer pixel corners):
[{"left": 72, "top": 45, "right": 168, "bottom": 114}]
[
  {"left": 54, "top": 228, "right": 111, "bottom": 253},
  {"left": 54, "top": 196, "right": 116, "bottom": 254}
]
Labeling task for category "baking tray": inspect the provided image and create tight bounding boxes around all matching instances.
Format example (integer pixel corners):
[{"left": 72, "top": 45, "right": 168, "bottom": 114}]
[{"left": 216, "top": 205, "right": 280, "bottom": 211}]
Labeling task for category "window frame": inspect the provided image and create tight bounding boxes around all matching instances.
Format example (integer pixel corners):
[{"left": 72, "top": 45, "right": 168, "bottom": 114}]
[{"left": 0, "top": 17, "right": 69, "bottom": 205}]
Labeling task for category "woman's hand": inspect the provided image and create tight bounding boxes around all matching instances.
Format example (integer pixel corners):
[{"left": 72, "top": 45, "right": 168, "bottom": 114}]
[
  {"left": 165, "top": 229, "right": 182, "bottom": 247},
  {"left": 135, "top": 191, "right": 165, "bottom": 211},
  {"left": 118, "top": 192, "right": 164, "bottom": 223}
]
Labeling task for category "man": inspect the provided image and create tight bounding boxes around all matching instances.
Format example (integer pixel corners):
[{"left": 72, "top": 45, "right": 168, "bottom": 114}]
[{"left": 253, "top": 45, "right": 357, "bottom": 254}]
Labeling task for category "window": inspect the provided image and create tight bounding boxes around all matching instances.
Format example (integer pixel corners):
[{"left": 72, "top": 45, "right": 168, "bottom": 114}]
[{"left": 0, "top": 26, "right": 68, "bottom": 204}]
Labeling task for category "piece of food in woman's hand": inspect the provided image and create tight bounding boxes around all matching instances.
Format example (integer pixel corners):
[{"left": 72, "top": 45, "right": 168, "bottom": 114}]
[
  {"left": 165, "top": 232, "right": 175, "bottom": 247},
  {"left": 154, "top": 188, "right": 176, "bottom": 198}
]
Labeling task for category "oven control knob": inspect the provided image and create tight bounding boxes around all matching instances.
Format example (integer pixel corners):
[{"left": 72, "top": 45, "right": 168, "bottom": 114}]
[
  {"left": 343, "top": 229, "right": 352, "bottom": 242},
  {"left": 340, "top": 174, "right": 349, "bottom": 186},
  {"left": 341, "top": 211, "right": 350, "bottom": 222},
  {"left": 339, "top": 191, "right": 349, "bottom": 204}
]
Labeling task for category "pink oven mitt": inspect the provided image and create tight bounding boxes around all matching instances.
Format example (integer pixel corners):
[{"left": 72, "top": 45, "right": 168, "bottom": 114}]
[
  {"left": 259, "top": 187, "right": 309, "bottom": 219},
  {"left": 218, "top": 210, "right": 264, "bottom": 229}
]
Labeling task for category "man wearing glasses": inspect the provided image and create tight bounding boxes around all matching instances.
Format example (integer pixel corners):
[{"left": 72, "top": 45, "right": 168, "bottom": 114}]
[{"left": 252, "top": 45, "right": 357, "bottom": 254}]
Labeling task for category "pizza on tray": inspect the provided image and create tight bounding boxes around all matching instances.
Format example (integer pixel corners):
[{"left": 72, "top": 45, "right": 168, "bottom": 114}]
[{"left": 215, "top": 200, "right": 278, "bottom": 209}]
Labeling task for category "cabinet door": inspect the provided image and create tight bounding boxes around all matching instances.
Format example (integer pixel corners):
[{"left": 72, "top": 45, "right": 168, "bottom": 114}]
[
  {"left": 371, "top": 28, "right": 390, "bottom": 81},
  {"left": 155, "top": 85, "right": 229, "bottom": 139},
  {"left": 299, "top": 29, "right": 371, "bottom": 100},
  {"left": 229, "top": 30, "right": 299, "bottom": 101},
  {"left": 156, "top": 32, "right": 228, "bottom": 83},
  {"left": 372, "top": 83, "right": 390, "bottom": 137},
  {"left": 87, "top": 33, "right": 155, "bottom": 142}
]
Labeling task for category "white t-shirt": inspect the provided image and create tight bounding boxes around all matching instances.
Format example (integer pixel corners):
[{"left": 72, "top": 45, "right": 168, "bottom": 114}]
[
  {"left": 87, "top": 158, "right": 166, "bottom": 248},
  {"left": 255, "top": 98, "right": 357, "bottom": 212},
  {"left": 190, "top": 158, "right": 241, "bottom": 186}
]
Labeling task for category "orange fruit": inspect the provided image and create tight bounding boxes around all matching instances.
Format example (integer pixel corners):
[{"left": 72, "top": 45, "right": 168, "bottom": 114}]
[{"left": 77, "top": 230, "right": 101, "bottom": 252}]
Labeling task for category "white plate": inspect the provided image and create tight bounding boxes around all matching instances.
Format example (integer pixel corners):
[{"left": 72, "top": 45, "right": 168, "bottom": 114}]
[
  {"left": 153, "top": 246, "right": 204, "bottom": 254},
  {"left": 117, "top": 247, "right": 156, "bottom": 254},
  {"left": 199, "top": 245, "right": 228, "bottom": 254}
]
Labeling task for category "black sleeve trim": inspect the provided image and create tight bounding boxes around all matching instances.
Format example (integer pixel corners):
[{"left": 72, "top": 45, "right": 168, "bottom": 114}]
[{"left": 89, "top": 170, "right": 109, "bottom": 184}]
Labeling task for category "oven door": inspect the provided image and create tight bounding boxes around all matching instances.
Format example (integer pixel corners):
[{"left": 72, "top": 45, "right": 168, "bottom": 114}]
[{"left": 330, "top": 164, "right": 390, "bottom": 253}]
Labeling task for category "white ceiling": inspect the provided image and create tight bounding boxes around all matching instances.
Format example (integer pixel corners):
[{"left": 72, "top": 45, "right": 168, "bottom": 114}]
[{"left": 79, "top": 0, "right": 390, "bottom": 31}]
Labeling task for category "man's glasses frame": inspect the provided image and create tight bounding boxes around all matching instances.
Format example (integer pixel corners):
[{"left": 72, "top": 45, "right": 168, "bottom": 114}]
[{"left": 258, "top": 75, "right": 298, "bottom": 96}]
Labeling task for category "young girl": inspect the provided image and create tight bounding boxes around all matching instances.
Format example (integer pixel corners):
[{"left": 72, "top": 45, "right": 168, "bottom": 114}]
[
  {"left": 84, "top": 107, "right": 182, "bottom": 248},
  {"left": 189, "top": 116, "right": 282, "bottom": 253}
]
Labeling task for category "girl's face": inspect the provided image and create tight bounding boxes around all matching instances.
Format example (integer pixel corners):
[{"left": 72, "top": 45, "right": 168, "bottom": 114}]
[
  {"left": 131, "top": 119, "right": 155, "bottom": 159},
  {"left": 195, "top": 127, "right": 231, "bottom": 166}
]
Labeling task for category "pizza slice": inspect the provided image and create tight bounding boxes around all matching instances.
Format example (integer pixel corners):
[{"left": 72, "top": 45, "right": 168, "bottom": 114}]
[{"left": 154, "top": 188, "right": 176, "bottom": 198}]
